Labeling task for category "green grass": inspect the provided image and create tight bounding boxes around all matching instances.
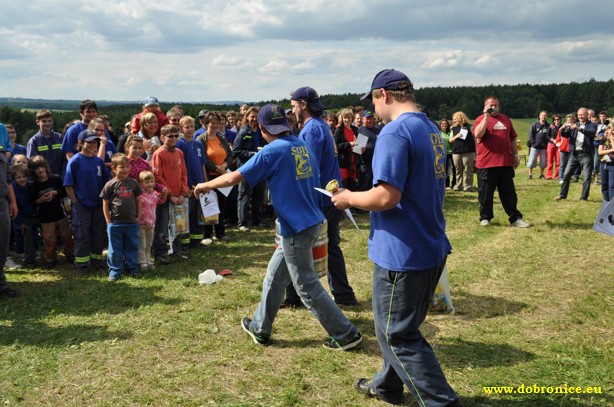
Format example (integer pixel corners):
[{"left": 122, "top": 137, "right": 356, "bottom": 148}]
[{"left": 1, "top": 174, "right": 613, "bottom": 406}]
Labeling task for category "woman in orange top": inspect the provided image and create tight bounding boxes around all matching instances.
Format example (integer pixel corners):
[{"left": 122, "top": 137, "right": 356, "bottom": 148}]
[{"left": 196, "top": 112, "right": 233, "bottom": 242}]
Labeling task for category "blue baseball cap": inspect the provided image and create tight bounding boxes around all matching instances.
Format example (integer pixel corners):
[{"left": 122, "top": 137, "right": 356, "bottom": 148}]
[
  {"left": 78, "top": 130, "right": 99, "bottom": 142},
  {"left": 258, "top": 104, "right": 291, "bottom": 135},
  {"left": 362, "top": 110, "right": 374, "bottom": 117},
  {"left": 144, "top": 96, "right": 159, "bottom": 107},
  {"left": 290, "top": 86, "right": 325, "bottom": 110},
  {"left": 360, "top": 69, "right": 414, "bottom": 100}
]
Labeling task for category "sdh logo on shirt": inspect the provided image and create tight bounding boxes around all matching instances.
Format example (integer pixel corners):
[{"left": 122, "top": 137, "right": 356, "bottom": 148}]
[
  {"left": 291, "top": 145, "right": 313, "bottom": 180},
  {"left": 430, "top": 132, "right": 446, "bottom": 180}
]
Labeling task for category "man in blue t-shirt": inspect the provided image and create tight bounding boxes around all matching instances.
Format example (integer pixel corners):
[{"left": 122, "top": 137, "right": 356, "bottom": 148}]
[
  {"left": 194, "top": 104, "right": 362, "bottom": 351},
  {"left": 332, "top": 69, "right": 459, "bottom": 406},
  {"left": 289, "top": 86, "right": 358, "bottom": 307}
]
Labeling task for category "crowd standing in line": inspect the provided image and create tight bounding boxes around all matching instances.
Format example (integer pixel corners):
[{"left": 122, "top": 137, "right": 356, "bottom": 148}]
[{"left": 1, "top": 84, "right": 613, "bottom": 406}]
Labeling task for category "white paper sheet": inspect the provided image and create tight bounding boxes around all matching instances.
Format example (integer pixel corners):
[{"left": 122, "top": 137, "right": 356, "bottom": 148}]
[
  {"left": 353, "top": 134, "right": 369, "bottom": 154},
  {"left": 216, "top": 170, "right": 234, "bottom": 197},
  {"left": 459, "top": 128, "right": 468, "bottom": 140},
  {"left": 199, "top": 190, "right": 220, "bottom": 217},
  {"left": 314, "top": 187, "right": 359, "bottom": 230}
]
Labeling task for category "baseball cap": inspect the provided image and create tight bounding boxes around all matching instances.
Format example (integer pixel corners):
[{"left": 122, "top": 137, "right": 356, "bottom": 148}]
[
  {"left": 290, "top": 86, "right": 325, "bottom": 110},
  {"left": 362, "top": 110, "right": 374, "bottom": 117},
  {"left": 360, "top": 69, "right": 414, "bottom": 100},
  {"left": 78, "top": 130, "right": 99, "bottom": 142},
  {"left": 144, "top": 96, "right": 159, "bottom": 107},
  {"left": 257, "top": 104, "right": 291, "bottom": 135},
  {"left": 198, "top": 109, "right": 208, "bottom": 118}
]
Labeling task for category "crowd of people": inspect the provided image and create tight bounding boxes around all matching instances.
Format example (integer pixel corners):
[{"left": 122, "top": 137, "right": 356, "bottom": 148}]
[{"left": 2, "top": 73, "right": 613, "bottom": 405}]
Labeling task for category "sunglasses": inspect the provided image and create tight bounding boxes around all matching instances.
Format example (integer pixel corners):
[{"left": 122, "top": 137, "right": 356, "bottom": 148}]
[{"left": 165, "top": 134, "right": 179, "bottom": 138}]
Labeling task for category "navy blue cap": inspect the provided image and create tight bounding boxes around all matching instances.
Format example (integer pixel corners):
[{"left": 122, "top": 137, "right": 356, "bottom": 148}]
[
  {"left": 362, "top": 110, "right": 374, "bottom": 117},
  {"left": 78, "top": 130, "right": 99, "bottom": 142},
  {"left": 290, "top": 86, "right": 325, "bottom": 110},
  {"left": 361, "top": 69, "right": 413, "bottom": 100},
  {"left": 258, "top": 104, "right": 291, "bottom": 135}
]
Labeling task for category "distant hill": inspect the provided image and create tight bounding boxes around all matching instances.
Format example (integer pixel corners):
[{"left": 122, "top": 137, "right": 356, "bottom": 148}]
[{"left": 0, "top": 98, "right": 246, "bottom": 111}]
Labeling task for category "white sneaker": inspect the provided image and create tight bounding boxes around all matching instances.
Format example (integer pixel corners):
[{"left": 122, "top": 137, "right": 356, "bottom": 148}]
[
  {"left": 511, "top": 219, "right": 530, "bottom": 228},
  {"left": 480, "top": 219, "right": 490, "bottom": 227},
  {"left": 201, "top": 238, "right": 213, "bottom": 246},
  {"left": 5, "top": 257, "right": 22, "bottom": 270},
  {"left": 238, "top": 226, "right": 250, "bottom": 232}
]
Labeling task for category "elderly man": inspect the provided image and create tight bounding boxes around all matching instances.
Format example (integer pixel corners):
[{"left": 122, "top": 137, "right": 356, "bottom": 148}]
[{"left": 555, "top": 107, "right": 598, "bottom": 201}]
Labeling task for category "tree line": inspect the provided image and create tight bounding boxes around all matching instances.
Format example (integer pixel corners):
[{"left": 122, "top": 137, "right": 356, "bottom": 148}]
[{"left": 2, "top": 79, "right": 613, "bottom": 145}]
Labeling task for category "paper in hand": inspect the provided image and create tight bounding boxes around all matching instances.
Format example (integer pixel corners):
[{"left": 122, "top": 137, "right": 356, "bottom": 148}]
[{"left": 314, "top": 187, "right": 359, "bottom": 230}]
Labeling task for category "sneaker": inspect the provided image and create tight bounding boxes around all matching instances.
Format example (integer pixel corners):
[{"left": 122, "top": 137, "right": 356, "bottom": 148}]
[
  {"left": 148, "top": 261, "right": 156, "bottom": 270},
  {"left": 238, "top": 226, "right": 250, "bottom": 232},
  {"left": 323, "top": 332, "right": 363, "bottom": 351},
  {"left": 354, "top": 378, "right": 405, "bottom": 406},
  {"left": 65, "top": 254, "right": 75, "bottom": 265},
  {"left": 5, "top": 257, "right": 22, "bottom": 270},
  {"left": 539, "top": 175, "right": 545, "bottom": 179},
  {"left": 527, "top": 175, "right": 532, "bottom": 179},
  {"left": 511, "top": 218, "right": 530, "bottom": 228},
  {"left": 0, "top": 287, "right": 19, "bottom": 299},
  {"left": 201, "top": 238, "right": 213, "bottom": 246},
  {"left": 155, "top": 255, "right": 171, "bottom": 265},
  {"left": 140, "top": 263, "right": 150, "bottom": 271},
  {"left": 480, "top": 219, "right": 489, "bottom": 227},
  {"left": 559, "top": 180, "right": 564, "bottom": 185},
  {"left": 108, "top": 276, "right": 118, "bottom": 282},
  {"left": 554, "top": 195, "right": 563, "bottom": 201},
  {"left": 580, "top": 198, "right": 587, "bottom": 203},
  {"left": 335, "top": 298, "right": 359, "bottom": 306},
  {"left": 241, "top": 317, "right": 269, "bottom": 345}
]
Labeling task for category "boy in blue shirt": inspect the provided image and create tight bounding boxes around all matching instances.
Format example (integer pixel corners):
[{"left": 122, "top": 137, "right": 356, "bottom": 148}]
[
  {"left": 194, "top": 104, "right": 362, "bottom": 351},
  {"left": 332, "top": 69, "right": 459, "bottom": 406},
  {"left": 64, "top": 130, "right": 110, "bottom": 273}
]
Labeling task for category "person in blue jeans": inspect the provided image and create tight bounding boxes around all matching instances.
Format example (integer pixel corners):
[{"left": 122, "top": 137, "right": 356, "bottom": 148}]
[
  {"left": 333, "top": 69, "right": 459, "bottom": 406},
  {"left": 100, "top": 153, "right": 142, "bottom": 281},
  {"left": 194, "top": 104, "right": 362, "bottom": 351}
]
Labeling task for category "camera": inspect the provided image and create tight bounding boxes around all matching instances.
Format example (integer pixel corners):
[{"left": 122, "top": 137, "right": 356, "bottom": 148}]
[{"left": 486, "top": 108, "right": 495, "bottom": 114}]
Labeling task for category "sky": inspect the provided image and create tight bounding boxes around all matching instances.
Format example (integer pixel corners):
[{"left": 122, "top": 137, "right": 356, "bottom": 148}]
[{"left": 1, "top": 0, "right": 613, "bottom": 104}]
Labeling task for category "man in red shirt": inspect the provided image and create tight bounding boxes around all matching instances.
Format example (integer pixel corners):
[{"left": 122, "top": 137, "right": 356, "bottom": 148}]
[{"left": 473, "top": 96, "right": 530, "bottom": 228}]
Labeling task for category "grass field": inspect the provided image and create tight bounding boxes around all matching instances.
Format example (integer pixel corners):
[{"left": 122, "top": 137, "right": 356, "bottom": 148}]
[{"left": 1, "top": 131, "right": 612, "bottom": 406}]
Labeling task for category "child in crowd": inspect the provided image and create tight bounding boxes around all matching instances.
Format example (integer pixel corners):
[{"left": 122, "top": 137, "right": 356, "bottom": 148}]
[
  {"left": 151, "top": 125, "right": 189, "bottom": 264},
  {"left": 27, "top": 109, "right": 66, "bottom": 177},
  {"left": 6, "top": 124, "right": 27, "bottom": 164},
  {"left": 11, "top": 164, "right": 39, "bottom": 268},
  {"left": 11, "top": 154, "right": 28, "bottom": 167},
  {"left": 125, "top": 135, "right": 169, "bottom": 200},
  {"left": 138, "top": 171, "right": 162, "bottom": 270},
  {"left": 177, "top": 116, "right": 207, "bottom": 248},
  {"left": 64, "top": 130, "right": 110, "bottom": 274},
  {"left": 100, "top": 153, "right": 142, "bottom": 281},
  {"left": 29, "top": 156, "right": 74, "bottom": 268}
]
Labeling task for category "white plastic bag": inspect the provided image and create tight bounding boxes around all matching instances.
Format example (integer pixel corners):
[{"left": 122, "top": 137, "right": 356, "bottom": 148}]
[{"left": 430, "top": 265, "right": 455, "bottom": 314}]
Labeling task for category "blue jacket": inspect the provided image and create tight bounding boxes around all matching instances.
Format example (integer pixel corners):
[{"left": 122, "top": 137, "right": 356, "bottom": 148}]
[{"left": 560, "top": 121, "right": 597, "bottom": 154}]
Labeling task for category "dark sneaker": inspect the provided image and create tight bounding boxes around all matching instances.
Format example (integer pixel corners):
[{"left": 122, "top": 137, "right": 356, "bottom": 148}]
[
  {"left": 323, "top": 332, "right": 363, "bottom": 351},
  {"left": 155, "top": 255, "right": 171, "bottom": 265},
  {"left": 241, "top": 317, "right": 269, "bottom": 345},
  {"left": 354, "top": 378, "right": 405, "bottom": 405},
  {"left": 335, "top": 298, "right": 359, "bottom": 306},
  {"left": 0, "top": 288, "right": 20, "bottom": 299}
]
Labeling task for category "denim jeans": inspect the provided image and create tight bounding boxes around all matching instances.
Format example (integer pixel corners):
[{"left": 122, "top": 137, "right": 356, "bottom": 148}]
[
  {"left": 238, "top": 180, "right": 265, "bottom": 227},
  {"left": 370, "top": 260, "right": 459, "bottom": 406},
  {"left": 558, "top": 151, "right": 593, "bottom": 200},
  {"left": 249, "top": 222, "right": 358, "bottom": 343},
  {"left": 107, "top": 222, "right": 140, "bottom": 277},
  {"left": 600, "top": 163, "right": 614, "bottom": 201},
  {"left": 559, "top": 151, "right": 570, "bottom": 181},
  {"left": 285, "top": 205, "right": 357, "bottom": 305}
]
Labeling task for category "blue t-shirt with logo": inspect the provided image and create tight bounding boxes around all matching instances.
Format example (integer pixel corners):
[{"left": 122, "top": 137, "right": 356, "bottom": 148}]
[
  {"left": 64, "top": 153, "right": 110, "bottom": 208},
  {"left": 177, "top": 137, "right": 207, "bottom": 187},
  {"left": 369, "top": 112, "right": 451, "bottom": 271},
  {"left": 238, "top": 135, "right": 324, "bottom": 237},
  {"left": 298, "top": 117, "right": 341, "bottom": 207}
]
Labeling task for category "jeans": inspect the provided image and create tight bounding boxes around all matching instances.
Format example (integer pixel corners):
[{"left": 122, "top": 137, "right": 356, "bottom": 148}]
[
  {"left": 559, "top": 151, "right": 570, "bottom": 181},
  {"left": 558, "top": 151, "right": 593, "bottom": 200},
  {"left": 600, "top": 163, "right": 614, "bottom": 201},
  {"left": 249, "top": 223, "right": 358, "bottom": 343},
  {"left": 370, "top": 260, "right": 459, "bottom": 406},
  {"left": 477, "top": 166, "right": 523, "bottom": 223},
  {"left": 107, "top": 223, "right": 140, "bottom": 277},
  {"left": 285, "top": 205, "right": 357, "bottom": 304}
]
